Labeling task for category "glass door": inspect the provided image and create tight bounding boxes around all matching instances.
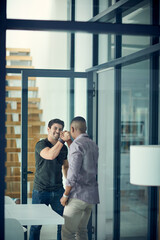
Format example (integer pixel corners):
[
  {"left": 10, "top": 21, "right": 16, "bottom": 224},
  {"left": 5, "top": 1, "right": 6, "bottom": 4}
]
[
  {"left": 19, "top": 69, "right": 88, "bottom": 204},
  {"left": 96, "top": 68, "right": 115, "bottom": 240},
  {"left": 25, "top": 75, "right": 70, "bottom": 204}
]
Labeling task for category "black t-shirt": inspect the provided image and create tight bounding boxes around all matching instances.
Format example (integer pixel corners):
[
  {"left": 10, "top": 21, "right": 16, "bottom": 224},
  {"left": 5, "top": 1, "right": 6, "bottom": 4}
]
[{"left": 33, "top": 138, "right": 68, "bottom": 191}]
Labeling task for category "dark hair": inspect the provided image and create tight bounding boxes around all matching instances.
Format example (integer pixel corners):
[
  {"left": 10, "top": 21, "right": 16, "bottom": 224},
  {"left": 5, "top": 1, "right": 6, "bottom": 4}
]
[
  {"left": 71, "top": 116, "right": 86, "bottom": 133},
  {"left": 48, "top": 119, "right": 64, "bottom": 129},
  {"left": 71, "top": 116, "right": 86, "bottom": 124}
]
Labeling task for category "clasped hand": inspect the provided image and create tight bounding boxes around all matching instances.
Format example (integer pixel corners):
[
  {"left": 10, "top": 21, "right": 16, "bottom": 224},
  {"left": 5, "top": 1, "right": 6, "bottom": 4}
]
[
  {"left": 60, "top": 131, "right": 71, "bottom": 142},
  {"left": 60, "top": 196, "right": 68, "bottom": 206}
]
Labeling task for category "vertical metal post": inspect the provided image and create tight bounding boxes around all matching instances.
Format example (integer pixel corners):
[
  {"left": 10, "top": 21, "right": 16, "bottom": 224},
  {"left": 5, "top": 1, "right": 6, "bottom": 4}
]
[
  {"left": 69, "top": 0, "right": 75, "bottom": 122},
  {"left": 113, "top": 65, "right": 121, "bottom": 240},
  {"left": 113, "top": 1, "right": 122, "bottom": 239},
  {"left": 92, "top": 71, "right": 98, "bottom": 240},
  {"left": 21, "top": 71, "right": 28, "bottom": 204},
  {"left": 87, "top": 71, "right": 94, "bottom": 240},
  {"left": 93, "top": 1, "right": 99, "bottom": 239},
  {"left": 0, "top": 0, "right": 6, "bottom": 239},
  {"left": 148, "top": 1, "right": 159, "bottom": 239},
  {"left": 87, "top": 71, "right": 94, "bottom": 139},
  {"left": 93, "top": 0, "right": 99, "bottom": 67}
]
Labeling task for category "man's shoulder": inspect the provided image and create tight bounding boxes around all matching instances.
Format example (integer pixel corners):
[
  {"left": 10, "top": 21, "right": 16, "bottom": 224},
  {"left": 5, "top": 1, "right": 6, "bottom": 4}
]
[
  {"left": 75, "top": 135, "right": 99, "bottom": 151},
  {"left": 35, "top": 138, "right": 49, "bottom": 148},
  {"left": 36, "top": 138, "right": 48, "bottom": 144},
  {"left": 77, "top": 134, "right": 97, "bottom": 144}
]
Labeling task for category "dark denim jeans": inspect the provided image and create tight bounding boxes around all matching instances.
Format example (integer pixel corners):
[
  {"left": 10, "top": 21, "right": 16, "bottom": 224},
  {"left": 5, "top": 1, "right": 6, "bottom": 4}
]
[{"left": 29, "top": 187, "right": 64, "bottom": 240}]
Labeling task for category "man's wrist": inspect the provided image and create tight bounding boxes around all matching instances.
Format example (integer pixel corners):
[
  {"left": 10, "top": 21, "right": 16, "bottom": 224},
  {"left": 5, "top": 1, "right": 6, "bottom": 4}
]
[
  {"left": 58, "top": 137, "right": 65, "bottom": 145},
  {"left": 66, "top": 139, "right": 72, "bottom": 147},
  {"left": 63, "top": 194, "right": 69, "bottom": 198}
]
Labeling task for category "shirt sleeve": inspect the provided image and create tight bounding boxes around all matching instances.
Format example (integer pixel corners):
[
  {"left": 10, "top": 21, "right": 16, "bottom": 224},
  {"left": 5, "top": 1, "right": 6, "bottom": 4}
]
[
  {"left": 35, "top": 140, "right": 47, "bottom": 154},
  {"left": 66, "top": 142, "right": 83, "bottom": 187}
]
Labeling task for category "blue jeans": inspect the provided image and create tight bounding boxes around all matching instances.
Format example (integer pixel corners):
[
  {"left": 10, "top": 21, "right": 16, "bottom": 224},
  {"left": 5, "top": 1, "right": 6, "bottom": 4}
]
[{"left": 29, "top": 187, "right": 64, "bottom": 240}]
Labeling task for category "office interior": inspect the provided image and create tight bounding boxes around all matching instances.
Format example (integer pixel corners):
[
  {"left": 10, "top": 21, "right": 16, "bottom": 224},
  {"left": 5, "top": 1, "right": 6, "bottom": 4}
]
[{"left": 0, "top": 0, "right": 160, "bottom": 239}]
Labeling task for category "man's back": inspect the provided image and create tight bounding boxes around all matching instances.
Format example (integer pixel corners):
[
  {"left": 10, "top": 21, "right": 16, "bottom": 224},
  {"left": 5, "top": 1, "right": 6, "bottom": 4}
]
[{"left": 67, "top": 133, "right": 99, "bottom": 204}]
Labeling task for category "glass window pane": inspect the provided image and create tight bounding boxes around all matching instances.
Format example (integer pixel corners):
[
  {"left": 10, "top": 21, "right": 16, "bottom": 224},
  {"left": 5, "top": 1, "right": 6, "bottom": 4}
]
[
  {"left": 120, "top": 60, "right": 149, "bottom": 239},
  {"left": 6, "top": 31, "right": 70, "bottom": 69},
  {"left": 99, "top": 34, "right": 114, "bottom": 64},
  {"left": 122, "top": 1, "right": 150, "bottom": 25},
  {"left": 99, "top": 0, "right": 116, "bottom": 12},
  {"left": 7, "top": 0, "right": 70, "bottom": 20},
  {"left": 75, "top": 0, "right": 93, "bottom": 21},
  {"left": 97, "top": 68, "right": 115, "bottom": 240},
  {"left": 122, "top": 36, "right": 150, "bottom": 57},
  {"left": 75, "top": 33, "right": 93, "bottom": 72}
]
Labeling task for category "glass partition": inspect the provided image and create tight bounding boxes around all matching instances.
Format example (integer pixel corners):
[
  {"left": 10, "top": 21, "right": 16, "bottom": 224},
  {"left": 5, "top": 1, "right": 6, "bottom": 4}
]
[
  {"left": 27, "top": 76, "right": 71, "bottom": 201},
  {"left": 99, "top": 34, "right": 115, "bottom": 65},
  {"left": 120, "top": 60, "right": 149, "bottom": 239},
  {"left": 5, "top": 73, "right": 70, "bottom": 201},
  {"left": 6, "top": 31, "right": 70, "bottom": 70},
  {"left": 122, "top": 1, "right": 150, "bottom": 25},
  {"left": 122, "top": 35, "right": 150, "bottom": 57},
  {"left": 7, "top": 0, "right": 70, "bottom": 21},
  {"left": 5, "top": 23, "right": 90, "bottom": 203},
  {"left": 97, "top": 68, "right": 115, "bottom": 240},
  {"left": 5, "top": 70, "right": 87, "bottom": 239}
]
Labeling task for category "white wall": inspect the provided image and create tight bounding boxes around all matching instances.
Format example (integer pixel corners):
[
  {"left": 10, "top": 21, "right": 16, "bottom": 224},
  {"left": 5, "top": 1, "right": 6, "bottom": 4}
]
[{"left": 7, "top": 0, "right": 68, "bottom": 20}]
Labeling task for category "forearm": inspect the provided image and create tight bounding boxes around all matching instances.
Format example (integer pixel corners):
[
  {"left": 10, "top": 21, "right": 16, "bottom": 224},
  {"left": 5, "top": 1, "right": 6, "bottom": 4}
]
[
  {"left": 64, "top": 185, "right": 72, "bottom": 196},
  {"left": 50, "top": 141, "right": 64, "bottom": 159},
  {"left": 62, "top": 159, "right": 69, "bottom": 179},
  {"left": 40, "top": 140, "right": 64, "bottom": 160},
  {"left": 60, "top": 185, "right": 72, "bottom": 206},
  {"left": 62, "top": 166, "right": 68, "bottom": 179}
]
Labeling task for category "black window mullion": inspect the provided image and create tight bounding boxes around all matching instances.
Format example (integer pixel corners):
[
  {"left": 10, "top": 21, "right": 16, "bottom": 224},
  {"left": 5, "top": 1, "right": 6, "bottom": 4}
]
[
  {"left": 93, "top": 0, "right": 99, "bottom": 67},
  {"left": 92, "top": 1, "right": 99, "bottom": 239},
  {"left": 148, "top": 1, "right": 159, "bottom": 239},
  {"left": 21, "top": 71, "right": 28, "bottom": 204},
  {"left": 0, "top": 0, "right": 6, "bottom": 239},
  {"left": 114, "top": 1, "right": 122, "bottom": 239},
  {"left": 113, "top": 65, "right": 121, "bottom": 240},
  {"left": 69, "top": 0, "right": 75, "bottom": 122},
  {"left": 87, "top": 71, "right": 94, "bottom": 240}
]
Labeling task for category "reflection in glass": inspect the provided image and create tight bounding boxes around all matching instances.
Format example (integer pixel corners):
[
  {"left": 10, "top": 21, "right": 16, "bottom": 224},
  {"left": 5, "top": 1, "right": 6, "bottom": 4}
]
[
  {"left": 122, "top": 35, "right": 150, "bottom": 57},
  {"left": 122, "top": 2, "right": 150, "bottom": 25},
  {"left": 121, "top": 60, "right": 149, "bottom": 239}
]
